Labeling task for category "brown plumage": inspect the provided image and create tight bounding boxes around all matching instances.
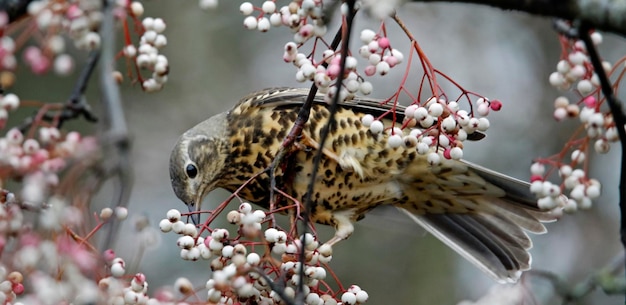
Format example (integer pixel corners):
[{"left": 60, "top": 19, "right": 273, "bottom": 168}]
[{"left": 169, "top": 88, "right": 554, "bottom": 283}]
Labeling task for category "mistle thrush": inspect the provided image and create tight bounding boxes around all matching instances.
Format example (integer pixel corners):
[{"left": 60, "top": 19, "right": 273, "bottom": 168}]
[{"left": 169, "top": 87, "right": 554, "bottom": 282}]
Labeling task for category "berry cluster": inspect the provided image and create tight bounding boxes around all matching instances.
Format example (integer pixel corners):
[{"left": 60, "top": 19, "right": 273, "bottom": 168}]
[
  {"left": 237, "top": 1, "right": 408, "bottom": 102},
  {"left": 531, "top": 31, "right": 618, "bottom": 212},
  {"left": 0, "top": 0, "right": 169, "bottom": 92},
  {"left": 361, "top": 95, "right": 501, "bottom": 165},
  {"left": 122, "top": 3, "right": 170, "bottom": 92},
  {"left": 0, "top": 127, "right": 97, "bottom": 205},
  {"left": 100, "top": 254, "right": 151, "bottom": 305},
  {"left": 548, "top": 32, "right": 605, "bottom": 93},
  {"left": 0, "top": 194, "right": 181, "bottom": 304},
  {"left": 240, "top": 1, "right": 326, "bottom": 38},
  {"left": 358, "top": 29, "right": 403, "bottom": 78},
  {"left": 160, "top": 202, "right": 368, "bottom": 304}
]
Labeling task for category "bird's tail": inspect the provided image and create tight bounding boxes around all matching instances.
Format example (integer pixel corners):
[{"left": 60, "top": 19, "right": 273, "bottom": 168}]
[{"left": 398, "top": 160, "right": 557, "bottom": 283}]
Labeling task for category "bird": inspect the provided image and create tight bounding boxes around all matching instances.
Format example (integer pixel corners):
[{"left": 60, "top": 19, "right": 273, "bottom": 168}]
[{"left": 169, "top": 87, "right": 556, "bottom": 283}]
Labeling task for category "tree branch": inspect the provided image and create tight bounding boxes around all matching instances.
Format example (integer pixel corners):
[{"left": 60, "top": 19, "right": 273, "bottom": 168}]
[
  {"left": 17, "top": 51, "right": 100, "bottom": 132},
  {"left": 407, "top": 0, "right": 626, "bottom": 36},
  {"left": 577, "top": 21, "right": 626, "bottom": 299}
]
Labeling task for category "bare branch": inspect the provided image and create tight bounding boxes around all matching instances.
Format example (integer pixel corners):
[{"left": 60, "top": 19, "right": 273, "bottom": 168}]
[
  {"left": 407, "top": 0, "right": 626, "bottom": 36},
  {"left": 578, "top": 21, "right": 626, "bottom": 300}
]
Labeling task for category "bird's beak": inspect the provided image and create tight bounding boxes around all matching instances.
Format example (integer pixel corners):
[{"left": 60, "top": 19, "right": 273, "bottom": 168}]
[
  {"left": 188, "top": 184, "right": 210, "bottom": 225},
  {"left": 188, "top": 203, "right": 200, "bottom": 225}
]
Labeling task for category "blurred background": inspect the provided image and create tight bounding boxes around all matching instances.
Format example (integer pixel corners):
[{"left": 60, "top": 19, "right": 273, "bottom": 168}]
[{"left": 11, "top": 1, "right": 626, "bottom": 304}]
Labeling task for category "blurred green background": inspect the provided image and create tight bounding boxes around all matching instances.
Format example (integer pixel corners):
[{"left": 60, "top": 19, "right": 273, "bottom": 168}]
[{"left": 10, "top": 1, "right": 626, "bottom": 304}]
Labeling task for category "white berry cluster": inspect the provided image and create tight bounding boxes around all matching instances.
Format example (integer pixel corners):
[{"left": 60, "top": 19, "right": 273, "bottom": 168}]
[
  {"left": 238, "top": 1, "right": 392, "bottom": 103},
  {"left": 361, "top": 96, "right": 501, "bottom": 165},
  {"left": 161, "top": 203, "right": 367, "bottom": 304},
  {"left": 358, "top": 29, "right": 403, "bottom": 78},
  {"left": 529, "top": 156, "right": 602, "bottom": 212},
  {"left": 284, "top": 27, "right": 407, "bottom": 103},
  {"left": 548, "top": 32, "right": 606, "bottom": 94},
  {"left": 0, "top": 267, "right": 25, "bottom": 304},
  {"left": 102, "top": 254, "right": 215, "bottom": 304},
  {"left": 0, "top": 191, "right": 140, "bottom": 304},
  {"left": 100, "top": 254, "right": 152, "bottom": 305},
  {"left": 25, "top": 0, "right": 104, "bottom": 75},
  {"left": 0, "top": 128, "right": 98, "bottom": 205},
  {"left": 240, "top": 1, "right": 327, "bottom": 38},
  {"left": 533, "top": 31, "right": 615, "bottom": 212},
  {"left": 9, "top": 230, "right": 103, "bottom": 303},
  {"left": 159, "top": 208, "right": 207, "bottom": 261},
  {"left": 226, "top": 201, "right": 267, "bottom": 237},
  {"left": 118, "top": 3, "right": 170, "bottom": 92},
  {"left": 553, "top": 95, "right": 618, "bottom": 153},
  {"left": 1, "top": 0, "right": 169, "bottom": 89}
]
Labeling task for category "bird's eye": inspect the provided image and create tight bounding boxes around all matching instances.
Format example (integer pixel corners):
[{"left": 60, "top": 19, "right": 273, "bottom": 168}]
[{"left": 185, "top": 164, "right": 198, "bottom": 179}]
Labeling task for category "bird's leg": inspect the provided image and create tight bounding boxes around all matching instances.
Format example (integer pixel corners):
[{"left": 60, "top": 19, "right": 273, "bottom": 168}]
[
  {"left": 297, "top": 132, "right": 342, "bottom": 162},
  {"left": 323, "top": 211, "right": 355, "bottom": 247},
  {"left": 298, "top": 133, "right": 364, "bottom": 177}
]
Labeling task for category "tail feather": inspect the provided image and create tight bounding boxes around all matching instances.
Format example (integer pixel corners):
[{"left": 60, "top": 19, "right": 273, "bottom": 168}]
[
  {"left": 475, "top": 213, "right": 532, "bottom": 250},
  {"left": 398, "top": 208, "right": 529, "bottom": 283},
  {"left": 463, "top": 160, "right": 541, "bottom": 210},
  {"left": 488, "top": 201, "right": 548, "bottom": 234},
  {"left": 397, "top": 161, "right": 556, "bottom": 282}
]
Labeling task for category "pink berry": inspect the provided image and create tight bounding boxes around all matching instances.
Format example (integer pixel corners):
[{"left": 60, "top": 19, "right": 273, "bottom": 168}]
[
  {"left": 31, "top": 57, "right": 51, "bottom": 75},
  {"left": 23, "top": 46, "right": 41, "bottom": 63},
  {"left": 583, "top": 96, "right": 596, "bottom": 108},
  {"left": 385, "top": 55, "right": 399, "bottom": 67},
  {"left": 530, "top": 175, "right": 543, "bottom": 182},
  {"left": 326, "top": 64, "right": 340, "bottom": 78},
  {"left": 443, "top": 148, "right": 452, "bottom": 159},
  {"left": 134, "top": 273, "right": 146, "bottom": 285},
  {"left": 378, "top": 37, "right": 390, "bottom": 49},
  {"left": 103, "top": 249, "right": 116, "bottom": 262},
  {"left": 489, "top": 100, "right": 502, "bottom": 111},
  {"left": 66, "top": 4, "right": 83, "bottom": 19},
  {"left": 12, "top": 283, "right": 24, "bottom": 294},
  {"left": 299, "top": 24, "right": 313, "bottom": 38}
]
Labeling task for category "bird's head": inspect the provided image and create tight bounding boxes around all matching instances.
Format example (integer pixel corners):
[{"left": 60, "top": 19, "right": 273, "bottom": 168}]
[{"left": 169, "top": 112, "right": 230, "bottom": 223}]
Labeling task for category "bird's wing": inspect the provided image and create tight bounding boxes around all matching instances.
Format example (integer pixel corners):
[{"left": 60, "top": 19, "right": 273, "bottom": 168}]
[{"left": 244, "top": 87, "right": 487, "bottom": 140}]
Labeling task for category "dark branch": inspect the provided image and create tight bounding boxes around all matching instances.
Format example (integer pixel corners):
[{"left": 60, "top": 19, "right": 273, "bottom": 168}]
[
  {"left": 18, "top": 51, "right": 100, "bottom": 132},
  {"left": 406, "top": 0, "right": 626, "bottom": 36},
  {"left": 298, "top": 0, "right": 357, "bottom": 303},
  {"left": 578, "top": 20, "right": 626, "bottom": 302}
]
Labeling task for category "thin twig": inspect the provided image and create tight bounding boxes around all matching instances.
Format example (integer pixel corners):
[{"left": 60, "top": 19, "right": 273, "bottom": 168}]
[
  {"left": 18, "top": 51, "right": 100, "bottom": 132},
  {"left": 528, "top": 253, "right": 626, "bottom": 303},
  {"left": 263, "top": 17, "right": 346, "bottom": 304},
  {"left": 254, "top": 268, "right": 297, "bottom": 305},
  {"left": 297, "top": 1, "right": 357, "bottom": 303}
]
